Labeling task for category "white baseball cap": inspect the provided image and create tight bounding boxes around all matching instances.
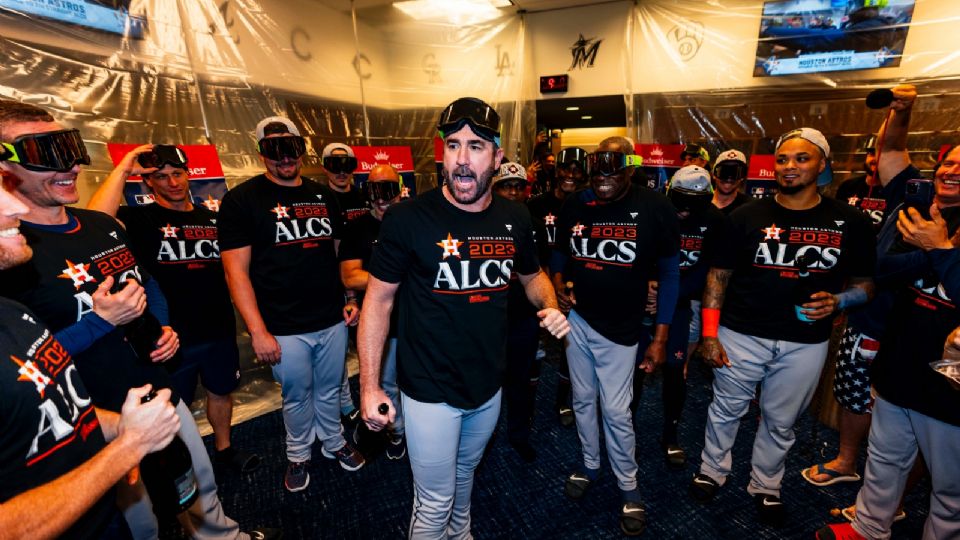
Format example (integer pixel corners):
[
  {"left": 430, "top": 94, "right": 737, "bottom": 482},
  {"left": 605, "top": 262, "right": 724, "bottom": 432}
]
[
  {"left": 256, "top": 116, "right": 301, "bottom": 140},
  {"left": 776, "top": 127, "right": 830, "bottom": 158}
]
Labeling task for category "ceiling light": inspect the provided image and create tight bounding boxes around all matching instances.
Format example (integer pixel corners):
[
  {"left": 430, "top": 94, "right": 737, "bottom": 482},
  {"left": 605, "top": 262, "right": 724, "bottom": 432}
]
[
  {"left": 581, "top": 115, "right": 593, "bottom": 120},
  {"left": 393, "top": 0, "right": 507, "bottom": 24},
  {"left": 566, "top": 106, "right": 580, "bottom": 111}
]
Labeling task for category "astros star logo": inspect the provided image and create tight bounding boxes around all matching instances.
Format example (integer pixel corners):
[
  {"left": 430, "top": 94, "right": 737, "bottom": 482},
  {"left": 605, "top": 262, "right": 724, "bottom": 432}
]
[
  {"left": 572, "top": 222, "right": 585, "bottom": 237},
  {"left": 271, "top": 203, "right": 290, "bottom": 220},
  {"left": 160, "top": 223, "right": 179, "bottom": 239},
  {"left": 847, "top": 195, "right": 860, "bottom": 206},
  {"left": 401, "top": 187, "right": 410, "bottom": 199},
  {"left": 202, "top": 195, "right": 221, "bottom": 212},
  {"left": 674, "top": 351, "right": 684, "bottom": 360},
  {"left": 58, "top": 260, "right": 97, "bottom": 290},
  {"left": 436, "top": 233, "right": 463, "bottom": 259},
  {"left": 10, "top": 355, "right": 52, "bottom": 397},
  {"left": 763, "top": 223, "right": 783, "bottom": 241},
  {"left": 544, "top": 213, "right": 556, "bottom": 226}
]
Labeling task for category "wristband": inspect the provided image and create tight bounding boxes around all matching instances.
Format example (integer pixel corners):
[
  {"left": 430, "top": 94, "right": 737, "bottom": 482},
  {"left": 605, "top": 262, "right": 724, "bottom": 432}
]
[
  {"left": 702, "top": 307, "right": 720, "bottom": 338},
  {"left": 836, "top": 287, "right": 869, "bottom": 311}
]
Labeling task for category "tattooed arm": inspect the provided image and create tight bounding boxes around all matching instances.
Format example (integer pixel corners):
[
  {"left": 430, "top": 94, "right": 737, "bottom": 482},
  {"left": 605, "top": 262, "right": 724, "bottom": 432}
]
[{"left": 696, "top": 268, "right": 733, "bottom": 368}]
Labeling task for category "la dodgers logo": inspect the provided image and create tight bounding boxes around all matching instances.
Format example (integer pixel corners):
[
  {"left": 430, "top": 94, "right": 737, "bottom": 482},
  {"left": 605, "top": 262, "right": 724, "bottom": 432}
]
[
  {"left": 161, "top": 224, "right": 179, "bottom": 239},
  {"left": 58, "top": 260, "right": 97, "bottom": 290},
  {"left": 437, "top": 233, "right": 463, "bottom": 259},
  {"left": 271, "top": 204, "right": 290, "bottom": 220},
  {"left": 763, "top": 224, "right": 783, "bottom": 241}
]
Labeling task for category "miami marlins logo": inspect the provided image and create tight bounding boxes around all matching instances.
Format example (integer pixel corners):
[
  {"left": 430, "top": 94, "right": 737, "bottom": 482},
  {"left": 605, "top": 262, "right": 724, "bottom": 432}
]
[
  {"left": 437, "top": 233, "right": 463, "bottom": 259},
  {"left": 58, "top": 260, "right": 97, "bottom": 290},
  {"left": 271, "top": 204, "right": 290, "bottom": 220},
  {"left": 763, "top": 224, "right": 783, "bottom": 241},
  {"left": 160, "top": 224, "right": 179, "bottom": 239}
]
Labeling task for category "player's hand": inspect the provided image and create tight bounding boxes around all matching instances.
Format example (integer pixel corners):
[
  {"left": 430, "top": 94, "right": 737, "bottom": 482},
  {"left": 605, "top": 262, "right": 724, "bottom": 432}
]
[
  {"left": 251, "top": 330, "right": 282, "bottom": 365},
  {"left": 150, "top": 326, "right": 180, "bottom": 362},
  {"left": 118, "top": 385, "right": 180, "bottom": 457},
  {"left": 92, "top": 276, "right": 146, "bottom": 326},
  {"left": 556, "top": 287, "right": 576, "bottom": 313},
  {"left": 890, "top": 84, "right": 917, "bottom": 112},
  {"left": 526, "top": 160, "right": 541, "bottom": 182},
  {"left": 343, "top": 300, "right": 360, "bottom": 326},
  {"left": 538, "top": 307, "right": 570, "bottom": 339},
  {"left": 800, "top": 291, "right": 839, "bottom": 320},
  {"left": 117, "top": 144, "right": 159, "bottom": 177},
  {"left": 697, "top": 336, "right": 730, "bottom": 369},
  {"left": 897, "top": 205, "right": 953, "bottom": 251},
  {"left": 639, "top": 339, "right": 666, "bottom": 373},
  {"left": 361, "top": 386, "right": 395, "bottom": 432}
]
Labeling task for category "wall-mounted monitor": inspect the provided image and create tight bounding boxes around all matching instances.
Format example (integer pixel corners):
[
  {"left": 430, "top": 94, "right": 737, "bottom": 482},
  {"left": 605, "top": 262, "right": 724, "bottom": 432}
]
[
  {"left": 754, "top": 0, "right": 915, "bottom": 77},
  {"left": 0, "top": 0, "right": 146, "bottom": 38}
]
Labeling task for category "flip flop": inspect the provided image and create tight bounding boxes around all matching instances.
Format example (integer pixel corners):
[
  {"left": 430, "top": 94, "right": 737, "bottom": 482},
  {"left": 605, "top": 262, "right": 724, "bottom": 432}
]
[
  {"left": 841, "top": 504, "right": 906, "bottom": 523},
  {"left": 801, "top": 463, "right": 862, "bottom": 487}
]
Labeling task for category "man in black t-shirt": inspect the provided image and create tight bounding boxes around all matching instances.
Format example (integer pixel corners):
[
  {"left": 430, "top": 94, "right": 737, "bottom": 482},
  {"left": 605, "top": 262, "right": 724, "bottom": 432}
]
[
  {"left": 358, "top": 98, "right": 569, "bottom": 538},
  {"left": 0, "top": 173, "right": 180, "bottom": 540},
  {"left": 339, "top": 163, "right": 407, "bottom": 460},
  {"left": 219, "top": 116, "right": 364, "bottom": 493},
  {"left": 527, "top": 146, "right": 587, "bottom": 427},
  {"left": 0, "top": 102, "right": 269, "bottom": 540},
  {"left": 552, "top": 137, "right": 681, "bottom": 536},
  {"left": 87, "top": 144, "right": 260, "bottom": 474},
  {"left": 711, "top": 149, "right": 751, "bottom": 216},
  {"left": 691, "top": 127, "right": 876, "bottom": 528},
  {"left": 833, "top": 136, "right": 898, "bottom": 229}
]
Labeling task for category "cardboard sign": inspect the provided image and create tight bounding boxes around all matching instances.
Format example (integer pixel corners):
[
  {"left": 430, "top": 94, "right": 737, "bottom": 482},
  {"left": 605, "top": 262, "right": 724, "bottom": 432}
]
[{"left": 106, "top": 143, "right": 227, "bottom": 210}]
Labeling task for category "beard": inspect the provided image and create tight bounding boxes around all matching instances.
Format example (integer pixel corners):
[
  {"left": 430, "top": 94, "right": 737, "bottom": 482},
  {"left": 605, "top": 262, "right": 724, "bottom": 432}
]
[
  {"left": 444, "top": 164, "right": 495, "bottom": 205},
  {"left": 778, "top": 182, "right": 807, "bottom": 195},
  {"left": 274, "top": 160, "right": 301, "bottom": 181},
  {"left": 0, "top": 242, "right": 32, "bottom": 271}
]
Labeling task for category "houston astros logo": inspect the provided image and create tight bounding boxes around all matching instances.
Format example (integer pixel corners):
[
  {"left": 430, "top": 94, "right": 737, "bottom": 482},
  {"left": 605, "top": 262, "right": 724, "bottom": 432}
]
[
  {"left": 847, "top": 195, "right": 860, "bottom": 206},
  {"left": 10, "top": 355, "right": 52, "bottom": 397},
  {"left": 572, "top": 223, "right": 585, "bottom": 237},
  {"left": 544, "top": 213, "right": 555, "bottom": 226},
  {"left": 58, "top": 260, "right": 97, "bottom": 290},
  {"left": 763, "top": 224, "right": 783, "bottom": 241},
  {"left": 202, "top": 195, "right": 221, "bottom": 212},
  {"left": 271, "top": 203, "right": 290, "bottom": 220},
  {"left": 437, "top": 233, "right": 463, "bottom": 259},
  {"left": 160, "top": 224, "right": 179, "bottom": 239}
]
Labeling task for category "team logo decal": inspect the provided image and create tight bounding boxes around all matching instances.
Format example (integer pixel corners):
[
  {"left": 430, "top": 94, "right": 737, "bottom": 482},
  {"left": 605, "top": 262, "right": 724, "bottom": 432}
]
[
  {"left": 763, "top": 223, "right": 783, "bottom": 241},
  {"left": 437, "top": 233, "right": 463, "bottom": 259},
  {"left": 160, "top": 224, "right": 179, "bottom": 238},
  {"left": 271, "top": 203, "right": 290, "bottom": 220},
  {"left": 10, "top": 355, "right": 52, "bottom": 397},
  {"left": 572, "top": 223, "right": 585, "bottom": 237},
  {"left": 58, "top": 260, "right": 97, "bottom": 290}
]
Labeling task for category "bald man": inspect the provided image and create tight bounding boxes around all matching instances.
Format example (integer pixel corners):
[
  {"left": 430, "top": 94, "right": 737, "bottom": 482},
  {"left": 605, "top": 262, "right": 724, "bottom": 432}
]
[{"left": 339, "top": 164, "right": 409, "bottom": 458}]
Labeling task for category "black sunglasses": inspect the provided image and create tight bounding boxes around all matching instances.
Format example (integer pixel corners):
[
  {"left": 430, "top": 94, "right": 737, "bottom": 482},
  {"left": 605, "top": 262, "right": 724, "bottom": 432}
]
[
  {"left": 323, "top": 155, "right": 358, "bottom": 175},
  {"left": 0, "top": 129, "right": 90, "bottom": 172}
]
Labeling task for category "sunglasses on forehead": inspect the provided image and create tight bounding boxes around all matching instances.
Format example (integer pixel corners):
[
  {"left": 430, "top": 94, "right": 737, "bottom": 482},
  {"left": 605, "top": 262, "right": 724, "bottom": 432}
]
[
  {"left": 364, "top": 180, "right": 402, "bottom": 202},
  {"left": 137, "top": 145, "right": 188, "bottom": 170},
  {"left": 586, "top": 151, "right": 643, "bottom": 177},
  {"left": 323, "top": 155, "right": 358, "bottom": 175},
  {"left": 258, "top": 136, "right": 307, "bottom": 161},
  {"left": 0, "top": 129, "right": 90, "bottom": 172}
]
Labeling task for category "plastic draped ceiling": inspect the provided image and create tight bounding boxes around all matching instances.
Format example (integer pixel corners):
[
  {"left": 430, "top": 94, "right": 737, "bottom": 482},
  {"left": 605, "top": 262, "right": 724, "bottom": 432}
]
[{"left": 2, "top": 0, "right": 959, "bottom": 420}]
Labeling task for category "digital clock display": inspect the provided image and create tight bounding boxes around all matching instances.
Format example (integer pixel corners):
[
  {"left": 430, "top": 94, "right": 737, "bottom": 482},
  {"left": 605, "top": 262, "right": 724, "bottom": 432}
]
[{"left": 540, "top": 75, "right": 569, "bottom": 94}]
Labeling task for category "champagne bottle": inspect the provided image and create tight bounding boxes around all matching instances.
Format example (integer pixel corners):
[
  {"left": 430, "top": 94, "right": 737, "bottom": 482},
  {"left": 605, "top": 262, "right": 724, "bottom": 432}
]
[
  {"left": 792, "top": 252, "right": 819, "bottom": 324},
  {"left": 138, "top": 390, "right": 198, "bottom": 517}
]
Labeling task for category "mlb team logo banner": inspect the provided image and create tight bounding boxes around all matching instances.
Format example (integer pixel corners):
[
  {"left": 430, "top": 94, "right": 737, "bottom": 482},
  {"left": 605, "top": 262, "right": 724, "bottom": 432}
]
[
  {"left": 351, "top": 146, "right": 416, "bottom": 197},
  {"left": 634, "top": 144, "right": 684, "bottom": 192},
  {"left": 746, "top": 154, "right": 777, "bottom": 199},
  {"left": 106, "top": 144, "right": 228, "bottom": 211}
]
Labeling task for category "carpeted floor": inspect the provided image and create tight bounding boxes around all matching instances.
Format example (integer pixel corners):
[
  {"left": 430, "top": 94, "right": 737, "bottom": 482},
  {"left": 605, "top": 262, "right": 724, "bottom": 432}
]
[{"left": 165, "top": 350, "right": 929, "bottom": 539}]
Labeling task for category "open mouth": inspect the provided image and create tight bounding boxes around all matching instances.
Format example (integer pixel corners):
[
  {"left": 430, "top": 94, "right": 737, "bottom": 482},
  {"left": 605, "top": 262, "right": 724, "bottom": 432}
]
[{"left": 0, "top": 225, "right": 22, "bottom": 239}]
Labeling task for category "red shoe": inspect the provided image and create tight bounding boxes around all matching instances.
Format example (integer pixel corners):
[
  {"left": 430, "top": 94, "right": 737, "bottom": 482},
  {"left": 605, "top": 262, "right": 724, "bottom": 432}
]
[{"left": 815, "top": 523, "right": 866, "bottom": 540}]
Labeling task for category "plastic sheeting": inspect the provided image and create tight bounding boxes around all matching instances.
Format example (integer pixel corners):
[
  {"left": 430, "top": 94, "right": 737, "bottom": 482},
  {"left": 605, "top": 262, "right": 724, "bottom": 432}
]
[{"left": 3, "top": 0, "right": 960, "bottom": 420}]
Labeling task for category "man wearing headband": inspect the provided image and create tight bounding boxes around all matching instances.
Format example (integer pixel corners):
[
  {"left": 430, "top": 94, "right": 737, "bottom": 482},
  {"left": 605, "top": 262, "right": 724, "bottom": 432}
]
[
  {"left": 711, "top": 149, "right": 751, "bottom": 215},
  {"left": 219, "top": 116, "right": 364, "bottom": 494},
  {"left": 339, "top": 164, "right": 407, "bottom": 461},
  {"left": 552, "top": 136, "right": 680, "bottom": 536},
  {"left": 681, "top": 143, "right": 710, "bottom": 169},
  {"left": 691, "top": 126, "right": 875, "bottom": 528},
  {"left": 528, "top": 146, "right": 588, "bottom": 427},
  {"left": 0, "top": 171, "right": 182, "bottom": 539},
  {"left": 358, "top": 97, "right": 569, "bottom": 538},
  {"left": 816, "top": 85, "right": 960, "bottom": 540},
  {"left": 0, "top": 101, "right": 273, "bottom": 539},
  {"left": 87, "top": 144, "right": 260, "bottom": 476},
  {"left": 630, "top": 165, "right": 730, "bottom": 470}
]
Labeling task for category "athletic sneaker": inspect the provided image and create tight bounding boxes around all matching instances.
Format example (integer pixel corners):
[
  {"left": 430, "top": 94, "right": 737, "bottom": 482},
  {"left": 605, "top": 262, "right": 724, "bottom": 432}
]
[
  {"left": 815, "top": 523, "right": 866, "bottom": 540},
  {"left": 620, "top": 501, "right": 647, "bottom": 536},
  {"left": 662, "top": 442, "right": 686, "bottom": 469},
  {"left": 386, "top": 434, "right": 407, "bottom": 460},
  {"left": 689, "top": 473, "right": 719, "bottom": 502},
  {"left": 754, "top": 493, "right": 786, "bottom": 527},
  {"left": 247, "top": 528, "right": 284, "bottom": 540},
  {"left": 283, "top": 460, "right": 309, "bottom": 492},
  {"left": 558, "top": 406, "right": 575, "bottom": 427},
  {"left": 341, "top": 409, "right": 363, "bottom": 445},
  {"left": 321, "top": 441, "right": 366, "bottom": 471},
  {"left": 564, "top": 471, "right": 593, "bottom": 500}
]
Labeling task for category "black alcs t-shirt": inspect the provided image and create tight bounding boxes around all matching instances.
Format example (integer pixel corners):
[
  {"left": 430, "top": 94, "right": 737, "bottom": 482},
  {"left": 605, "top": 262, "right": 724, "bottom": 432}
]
[
  {"left": 368, "top": 188, "right": 541, "bottom": 409},
  {"left": 0, "top": 298, "right": 115, "bottom": 539},
  {"left": 217, "top": 175, "right": 345, "bottom": 336},
  {"left": 527, "top": 191, "right": 565, "bottom": 249},
  {"left": 678, "top": 206, "right": 731, "bottom": 301},
  {"left": 835, "top": 175, "right": 890, "bottom": 229},
  {"left": 117, "top": 204, "right": 236, "bottom": 345},
  {"left": 715, "top": 197, "right": 876, "bottom": 343},
  {"left": 718, "top": 192, "right": 752, "bottom": 216},
  {"left": 0, "top": 209, "right": 178, "bottom": 412},
  {"left": 334, "top": 187, "right": 371, "bottom": 223},
  {"left": 554, "top": 185, "right": 680, "bottom": 345},
  {"left": 338, "top": 212, "right": 400, "bottom": 339}
]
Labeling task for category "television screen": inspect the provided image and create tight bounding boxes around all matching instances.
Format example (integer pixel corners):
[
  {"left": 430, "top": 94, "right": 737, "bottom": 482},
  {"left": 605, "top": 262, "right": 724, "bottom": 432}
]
[
  {"left": 754, "top": 0, "right": 915, "bottom": 77},
  {"left": 0, "top": 0, "right": 146, "bottom": 38}
]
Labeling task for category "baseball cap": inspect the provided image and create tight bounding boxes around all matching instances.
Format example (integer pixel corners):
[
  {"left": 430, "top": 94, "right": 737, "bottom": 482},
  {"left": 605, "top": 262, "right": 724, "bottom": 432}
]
[
  {"left": 256, "top": 116, "right": 300, "bottom": 140},
  {"left": 322, "top": 142, "right": 355, "bottom": 158},
  {"left": 668, "top": 166, "right": 714, "bottom": 195},
  {"left": 681, "top": 143, "right": 710, "bottom": 163},
  {"left": 493, "top": 162, "right": 527, "bottom": 185},
  {"left": 776, "top": 127, "right": 830, "bottom": 158},
  {"left": 714, "top": 149, "right": 747, "bottom": 166}
]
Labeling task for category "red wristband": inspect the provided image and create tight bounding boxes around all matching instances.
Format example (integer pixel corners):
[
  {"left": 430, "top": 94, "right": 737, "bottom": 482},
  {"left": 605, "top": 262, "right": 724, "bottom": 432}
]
[{"left": 702, "top": 308, "right": 720, "bottom": 338}]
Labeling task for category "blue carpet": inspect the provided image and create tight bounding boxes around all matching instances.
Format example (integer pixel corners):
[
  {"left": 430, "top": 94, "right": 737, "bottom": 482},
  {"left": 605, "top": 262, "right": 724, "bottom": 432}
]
[{"left": 168, "top": 352, "right": 929, "bottom": 539}]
